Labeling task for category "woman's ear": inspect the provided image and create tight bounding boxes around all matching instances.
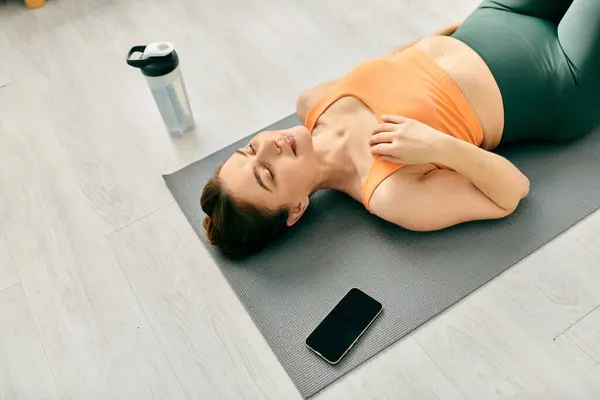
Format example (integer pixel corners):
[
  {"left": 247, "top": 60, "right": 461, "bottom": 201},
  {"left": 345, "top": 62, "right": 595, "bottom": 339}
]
[{"left": 286, "top": 197, "right": 310, "bottom": 226}]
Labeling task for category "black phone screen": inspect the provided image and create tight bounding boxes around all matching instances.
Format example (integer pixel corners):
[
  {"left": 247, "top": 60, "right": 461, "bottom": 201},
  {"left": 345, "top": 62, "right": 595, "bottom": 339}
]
[{"left": 306, "top": 288, "right": 382, "bottom": 364}]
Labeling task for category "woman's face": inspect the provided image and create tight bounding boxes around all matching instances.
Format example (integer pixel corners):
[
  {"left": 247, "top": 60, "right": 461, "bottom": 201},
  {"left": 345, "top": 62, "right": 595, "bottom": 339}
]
[{"left": 219, "top": 125, "right": 318, "bottom": 217}]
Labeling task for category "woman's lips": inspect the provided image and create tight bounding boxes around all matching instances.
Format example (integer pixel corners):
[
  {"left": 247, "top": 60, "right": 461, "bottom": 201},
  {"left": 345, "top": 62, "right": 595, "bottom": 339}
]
[{"left": 284, "top": 134, "right": 297, "bottom": 156}]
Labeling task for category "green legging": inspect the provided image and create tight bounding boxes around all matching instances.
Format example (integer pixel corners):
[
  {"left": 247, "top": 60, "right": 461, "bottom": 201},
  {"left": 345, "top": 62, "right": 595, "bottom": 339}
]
[{"left": 452, "top": 0, "right": 600, "bottom": 143}]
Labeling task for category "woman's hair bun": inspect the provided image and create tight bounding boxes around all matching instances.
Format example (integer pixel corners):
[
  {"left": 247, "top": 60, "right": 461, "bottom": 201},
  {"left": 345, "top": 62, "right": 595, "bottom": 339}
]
[
  {"left": 203, "top": 215, "right": 216, "bottom": 244},
  {"left": 199, "top": 166, "right": 290, "bottom": 259}
]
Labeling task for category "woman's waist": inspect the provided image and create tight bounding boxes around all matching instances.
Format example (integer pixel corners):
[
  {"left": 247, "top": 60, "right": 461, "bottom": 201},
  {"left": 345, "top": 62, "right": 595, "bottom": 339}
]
[
  {"left": 411, "top": 36, "right": 504, "bottom": 149},
  {"left": 450, "top": 12, "right": 573, "bottom": 143}
]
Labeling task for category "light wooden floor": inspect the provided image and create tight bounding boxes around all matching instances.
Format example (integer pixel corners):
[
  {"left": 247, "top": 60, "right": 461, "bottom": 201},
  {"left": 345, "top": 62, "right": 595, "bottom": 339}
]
[{"left": 1, "top": 0, "right": 600, "bottom": 399}]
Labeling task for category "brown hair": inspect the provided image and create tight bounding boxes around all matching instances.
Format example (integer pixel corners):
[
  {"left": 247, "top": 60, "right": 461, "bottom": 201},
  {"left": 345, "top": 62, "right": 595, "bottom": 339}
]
[{"left": 200, "top": 169, "right": 289, "bottom": 259}]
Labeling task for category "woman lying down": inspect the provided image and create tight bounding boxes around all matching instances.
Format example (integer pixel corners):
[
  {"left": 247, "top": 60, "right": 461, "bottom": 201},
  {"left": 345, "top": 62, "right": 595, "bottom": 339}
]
[{"left": 201, "top": 0, "right": 600, "bottom": 259}]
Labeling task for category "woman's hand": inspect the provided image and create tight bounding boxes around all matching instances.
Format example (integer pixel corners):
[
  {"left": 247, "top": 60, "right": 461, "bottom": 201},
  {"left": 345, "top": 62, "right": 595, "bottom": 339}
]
[{"left": 368, "top": 115, "right": 450, "bottom": 165}]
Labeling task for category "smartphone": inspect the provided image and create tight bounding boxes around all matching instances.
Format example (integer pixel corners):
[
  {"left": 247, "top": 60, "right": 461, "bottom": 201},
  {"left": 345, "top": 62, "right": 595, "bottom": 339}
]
[{"left": 305, "top": 288, "right": 383, "bottom": 365}]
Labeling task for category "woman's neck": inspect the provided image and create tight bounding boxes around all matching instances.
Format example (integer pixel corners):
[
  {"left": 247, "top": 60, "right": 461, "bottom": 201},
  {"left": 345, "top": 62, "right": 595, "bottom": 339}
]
[{"left": 310, "top": 124, "right": 358, "bottom": 194}]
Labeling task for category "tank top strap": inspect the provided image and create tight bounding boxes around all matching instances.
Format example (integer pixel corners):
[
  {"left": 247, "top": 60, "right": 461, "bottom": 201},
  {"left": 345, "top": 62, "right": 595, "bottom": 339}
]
[
  {"left": 304, "top": 85, "right": 352, "bottom": 131},
  {"left": 361, "top": 158, "right": 405, "bottom": 211}
]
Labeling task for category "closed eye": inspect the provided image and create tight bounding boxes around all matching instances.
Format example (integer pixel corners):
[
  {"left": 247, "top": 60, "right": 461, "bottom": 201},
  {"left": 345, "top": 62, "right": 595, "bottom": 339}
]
[
  {"left": 249, "top": 143, "right": 256, "bottom": 155},
  {"left": 265, "top": 165, "right": 275, "bottom": 181}
]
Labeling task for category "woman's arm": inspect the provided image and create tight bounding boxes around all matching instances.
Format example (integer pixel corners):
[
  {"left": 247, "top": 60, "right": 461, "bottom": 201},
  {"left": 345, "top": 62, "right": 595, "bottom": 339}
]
[
  {"left": 369, "top": 140, "right": 530, "bottom": 231},
  {"left": 370, "top": 115, "right": 529, "bottom": 211},
  {"left": 435, "top": 21, "right": 462, "bottom": 36},
  {"left": 368, "top": 116, "right": 529, "bottom": 230},
  {"left": 369, "top": 167, "right": 522, "bottom": 231},
  {"left": 386, "top": 21, "right": 462, "bottom": 57},
  {"left": 435, "top": 138, "right": 530, "bottom": 211}
]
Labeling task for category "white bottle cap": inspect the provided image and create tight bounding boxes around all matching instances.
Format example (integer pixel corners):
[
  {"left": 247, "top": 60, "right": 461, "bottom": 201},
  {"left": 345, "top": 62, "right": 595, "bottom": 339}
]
[
  {"left": 126, "top": 42, "right": 179, "bottom": 77},
  {"left": 141, "top": 42, "right": 175, "bottom": 59}
]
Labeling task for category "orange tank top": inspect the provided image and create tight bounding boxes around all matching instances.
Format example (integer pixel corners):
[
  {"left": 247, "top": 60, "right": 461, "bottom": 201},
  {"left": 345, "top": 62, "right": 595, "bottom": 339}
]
[{"left": 303, "top": 47, "right": 484, "bottom": 209}]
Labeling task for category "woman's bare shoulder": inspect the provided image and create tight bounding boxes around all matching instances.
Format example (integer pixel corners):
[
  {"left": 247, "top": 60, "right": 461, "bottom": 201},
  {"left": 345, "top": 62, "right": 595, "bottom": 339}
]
[
  {"left": 367, "top": 164, "right": 438, "bottom": 228},
  {"left": 296, "top": 78, "right": 339, "bottom": 123}
]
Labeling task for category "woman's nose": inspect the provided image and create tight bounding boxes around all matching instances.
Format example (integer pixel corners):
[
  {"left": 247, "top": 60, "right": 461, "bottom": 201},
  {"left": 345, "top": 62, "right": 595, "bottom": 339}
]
[{"left": 257, "top": 138, "right": 281, "bottom": 159}]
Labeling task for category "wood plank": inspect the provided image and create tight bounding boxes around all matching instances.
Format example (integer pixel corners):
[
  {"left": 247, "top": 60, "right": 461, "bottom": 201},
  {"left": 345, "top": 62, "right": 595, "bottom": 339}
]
[
  {"left": 556, "top": 306, "right": 600, "bottom": 381},
  {"left": 0, "top": 228, "right": 18, "bottom": 292},
  {"left": 317, "top": 336, "right": 465, "bottom": 400},
  {"left": 414, "top": 284, "right": 600, "bottom": 400},
  {"left": 495, "top": 232, "right": 600, "bottom": 338},
  {"left": 571, "top": 210, "right": 600, "bottom": 258},
  {"left": 0, "top": 80, "right": 186, "bottom": 400},
  {"left": 0, "top": 5, "right": 35, "bottom": 87},
  {"left": 108, "top": 204, "right": 301, "bottom": 399},
  {"left": 0, "top": 284, "right": 61, "bottom": 400}
]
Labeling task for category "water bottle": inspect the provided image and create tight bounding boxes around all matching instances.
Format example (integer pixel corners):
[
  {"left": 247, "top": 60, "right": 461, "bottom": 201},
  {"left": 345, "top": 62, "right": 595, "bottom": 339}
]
[{"left": 126, "top": 42, "right": 195, "bottom": 135}]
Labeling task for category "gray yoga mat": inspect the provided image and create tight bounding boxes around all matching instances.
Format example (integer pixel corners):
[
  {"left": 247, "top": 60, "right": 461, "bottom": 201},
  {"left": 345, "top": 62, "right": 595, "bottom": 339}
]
[{"left": 164, "top": 114, "right": 600, "bottom": 398}]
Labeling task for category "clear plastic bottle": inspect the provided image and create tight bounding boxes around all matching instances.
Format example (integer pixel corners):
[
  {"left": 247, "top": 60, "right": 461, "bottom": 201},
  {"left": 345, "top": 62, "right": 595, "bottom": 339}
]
[{"left": 127, "top": 42, "right": 195, "bottom": 135}]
